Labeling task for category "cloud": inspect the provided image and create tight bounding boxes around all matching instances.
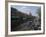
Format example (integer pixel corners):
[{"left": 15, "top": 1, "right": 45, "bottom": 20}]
[{"left": 20, "top": 7, "right": 27, "bottom": 9}]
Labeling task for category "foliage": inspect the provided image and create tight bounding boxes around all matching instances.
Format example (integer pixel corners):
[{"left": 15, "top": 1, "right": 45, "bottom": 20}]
[{"left": 37, "top": 7, "right": 41, "bottom": 18}]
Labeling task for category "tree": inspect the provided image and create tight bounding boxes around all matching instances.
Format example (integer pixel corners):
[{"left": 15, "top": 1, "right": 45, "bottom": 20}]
[
  {"left": 37, "top": 8, "right": 41, "bottom": 18},
  {"left": 36, "top": 7, "right": 41, "bottom": 30}
]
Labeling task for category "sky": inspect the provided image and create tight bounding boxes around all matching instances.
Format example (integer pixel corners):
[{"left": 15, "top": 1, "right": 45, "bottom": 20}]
[{"left": 11, "top": 5, "right": 41, "bottom": 16}]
